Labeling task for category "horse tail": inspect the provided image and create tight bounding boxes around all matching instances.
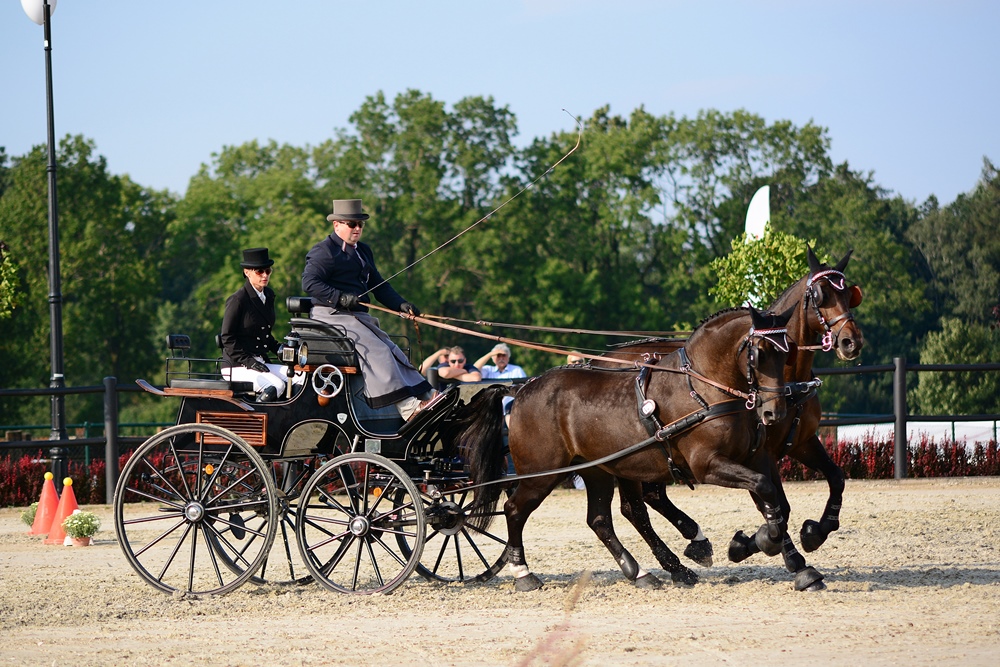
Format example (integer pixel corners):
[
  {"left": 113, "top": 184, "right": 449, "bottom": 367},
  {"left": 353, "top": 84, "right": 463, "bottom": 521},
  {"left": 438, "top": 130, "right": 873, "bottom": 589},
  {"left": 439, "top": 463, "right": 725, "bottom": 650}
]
[{"left": 456, "top": 385, "right": 512, "bottom": 532}]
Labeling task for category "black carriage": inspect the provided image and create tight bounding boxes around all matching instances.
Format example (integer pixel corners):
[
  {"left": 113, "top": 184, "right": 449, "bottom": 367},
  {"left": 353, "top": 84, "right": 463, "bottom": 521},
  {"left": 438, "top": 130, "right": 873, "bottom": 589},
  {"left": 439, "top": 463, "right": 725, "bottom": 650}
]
[{"left": 113, "top": 297, "right": 513, "bottom": 596}]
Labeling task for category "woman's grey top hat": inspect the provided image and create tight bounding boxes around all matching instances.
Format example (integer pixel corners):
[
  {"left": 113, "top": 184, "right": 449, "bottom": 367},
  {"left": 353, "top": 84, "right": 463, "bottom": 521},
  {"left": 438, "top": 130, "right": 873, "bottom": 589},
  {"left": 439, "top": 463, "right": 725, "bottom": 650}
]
[
  {"left": 240, "top": 247, "right": 274, "bottom": 269},
  {"left": 327, "top": 199, "right": 370, "bottom": 222}
]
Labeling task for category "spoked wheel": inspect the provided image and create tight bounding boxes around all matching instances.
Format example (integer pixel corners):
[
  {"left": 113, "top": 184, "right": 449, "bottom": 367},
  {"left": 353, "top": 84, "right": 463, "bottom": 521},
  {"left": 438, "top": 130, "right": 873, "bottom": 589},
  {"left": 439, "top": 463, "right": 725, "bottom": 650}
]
[
  {"left": 296, "top": 453, "right": 425, "bottom": 595},
  {"left": 113, "top": 424, "right": 278, "bottom": 596},
  {"left": 208, "top": 458, "right": 326, "bottom": 586},
  {"left": 401, "top": 482, "right": 511, "bottom": 584}
]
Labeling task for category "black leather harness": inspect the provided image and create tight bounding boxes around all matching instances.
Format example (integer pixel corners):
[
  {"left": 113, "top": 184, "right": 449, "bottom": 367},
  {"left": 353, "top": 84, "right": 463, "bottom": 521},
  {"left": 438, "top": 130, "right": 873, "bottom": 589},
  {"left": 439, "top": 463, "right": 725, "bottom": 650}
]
[{"left": 633, "top": 349, "right": 751, "bottom": 489}]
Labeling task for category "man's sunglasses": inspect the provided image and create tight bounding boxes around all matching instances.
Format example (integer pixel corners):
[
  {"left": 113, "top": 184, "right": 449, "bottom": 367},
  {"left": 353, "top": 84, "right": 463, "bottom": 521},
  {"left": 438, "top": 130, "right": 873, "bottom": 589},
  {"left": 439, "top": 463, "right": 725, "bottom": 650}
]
[
  {"left": 338, "top": 220, "right": 366, "bottom": 229},
  {"left": 252, "top": 267, "right": 273, "bottom": 275},
  {"left": 448, "top": 358, "right": 466, "bottom": 364}
]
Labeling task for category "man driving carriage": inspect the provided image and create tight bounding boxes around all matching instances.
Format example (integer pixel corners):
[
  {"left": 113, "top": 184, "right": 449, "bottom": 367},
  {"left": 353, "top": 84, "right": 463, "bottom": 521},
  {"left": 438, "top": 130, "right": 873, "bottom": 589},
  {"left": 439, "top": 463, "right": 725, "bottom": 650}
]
[{"left": 302, "top": 198, "right": 437, "bottom": 421}]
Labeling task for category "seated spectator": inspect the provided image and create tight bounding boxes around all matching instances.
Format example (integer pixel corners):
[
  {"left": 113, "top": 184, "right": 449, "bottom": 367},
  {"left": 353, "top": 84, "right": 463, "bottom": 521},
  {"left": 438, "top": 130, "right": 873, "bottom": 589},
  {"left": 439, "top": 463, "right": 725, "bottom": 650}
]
[
  {"left": 420, "top": 346, "right": 482, "bottom": 383},
  {"left": 474, "top": 343, "right": 526, "bottom": 428},
  {"left": 419, "top": 348, "right": 450, "bottom": 375},
  {"left": 474, "top": 343, "right": 527, "bottom": 380}
]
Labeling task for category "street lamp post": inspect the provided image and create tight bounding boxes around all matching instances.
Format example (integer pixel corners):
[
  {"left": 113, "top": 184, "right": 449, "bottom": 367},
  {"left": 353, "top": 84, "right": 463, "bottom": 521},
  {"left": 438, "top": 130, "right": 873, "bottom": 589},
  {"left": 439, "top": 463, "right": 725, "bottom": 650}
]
[{"left": 21, "top": 0, "right": 68, "bottom": 487}]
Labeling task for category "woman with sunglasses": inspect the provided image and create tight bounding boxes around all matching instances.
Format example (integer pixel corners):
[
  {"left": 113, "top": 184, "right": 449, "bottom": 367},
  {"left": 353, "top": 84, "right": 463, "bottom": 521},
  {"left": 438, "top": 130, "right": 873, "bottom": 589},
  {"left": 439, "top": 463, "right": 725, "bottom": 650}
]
[
  {"left": 302, "top": 199, "right": 434, "bottom": 421},
  {"left": 220, "top": 247, "right": 288, "bottom": 402}
]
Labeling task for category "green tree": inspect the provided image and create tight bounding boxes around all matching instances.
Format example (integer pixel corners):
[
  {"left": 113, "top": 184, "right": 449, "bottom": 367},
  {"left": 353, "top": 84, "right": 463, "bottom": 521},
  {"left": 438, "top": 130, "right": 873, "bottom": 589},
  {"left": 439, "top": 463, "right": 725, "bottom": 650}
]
[
  {"left": 656, "top": 109, "right": 833, "bottom": 260},
  {"left": 911, "top": 318, "right": 1000, "bottom": 415},
  {"left": 165, "top": 140, "right": 326, "bottom": 357},
  {"left": 907, "top": 158, "right": 1000, "bottom": 326},
  {"left": 0, "top": 136, "right": 172, "bottom": 425},
  {"left": 0, "top": 241, "right": 19, "bottom": 320},
  {"left": 709, "top": 225, "right": 814, "bottom": 307}
]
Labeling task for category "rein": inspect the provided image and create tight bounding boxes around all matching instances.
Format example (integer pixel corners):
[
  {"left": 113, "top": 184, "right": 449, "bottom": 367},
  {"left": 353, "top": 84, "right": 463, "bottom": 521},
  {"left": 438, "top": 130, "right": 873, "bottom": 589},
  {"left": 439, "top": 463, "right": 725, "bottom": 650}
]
[
  {"left": 367, "top": 303, "right": 779, "bottom": 404},
  {"left": 414, "top": 312, "right": 690, "bottom": 339}
]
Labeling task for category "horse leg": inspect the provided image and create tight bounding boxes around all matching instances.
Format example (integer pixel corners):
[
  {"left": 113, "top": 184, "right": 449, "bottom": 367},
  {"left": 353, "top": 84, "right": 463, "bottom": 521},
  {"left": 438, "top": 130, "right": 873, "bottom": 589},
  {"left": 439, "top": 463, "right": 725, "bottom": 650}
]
[
  {"left": 699, "top": 457, "right": 789, "bottom": 560},
  {"left": 790, "top": 432, "right": 845, "bottom": 552},
  {"left": 640, "top": 481, "right": 713, "bottom": 566},
  {"left": 503, "top": 476, "right": 561, "bottom": 592},
  {"left": 618, "top": 479, "right": 699, "bottom": 585},
  {"left": 723, "top": 463, "right": 827, "bottom": 592},
  {"left": 581, "top": 472, "right": 662, "bottom": 589}
]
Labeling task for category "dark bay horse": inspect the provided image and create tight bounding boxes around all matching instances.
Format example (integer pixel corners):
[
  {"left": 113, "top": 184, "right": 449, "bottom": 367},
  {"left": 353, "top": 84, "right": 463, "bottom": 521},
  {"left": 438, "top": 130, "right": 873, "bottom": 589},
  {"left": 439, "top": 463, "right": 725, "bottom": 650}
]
[
  {"left": 460, "top": 306, "right": 796, "bottom": 591},
  {"left": 597, "top": 247, "right": 864, "bottom": 590}
]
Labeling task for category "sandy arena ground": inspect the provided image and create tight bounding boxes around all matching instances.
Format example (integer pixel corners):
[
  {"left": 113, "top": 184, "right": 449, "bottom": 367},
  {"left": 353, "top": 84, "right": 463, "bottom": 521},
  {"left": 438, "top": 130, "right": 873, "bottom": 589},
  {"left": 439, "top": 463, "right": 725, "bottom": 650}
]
[{"left": 1, "top": 477, "right": 998, "bottom": 666}]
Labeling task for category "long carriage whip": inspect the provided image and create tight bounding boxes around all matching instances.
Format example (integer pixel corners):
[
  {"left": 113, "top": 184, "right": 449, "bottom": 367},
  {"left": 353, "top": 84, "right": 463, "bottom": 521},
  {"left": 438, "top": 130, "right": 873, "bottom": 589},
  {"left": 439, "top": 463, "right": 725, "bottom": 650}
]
[{"left": 357, "top": 110, "right": 583, "bottom": 299}]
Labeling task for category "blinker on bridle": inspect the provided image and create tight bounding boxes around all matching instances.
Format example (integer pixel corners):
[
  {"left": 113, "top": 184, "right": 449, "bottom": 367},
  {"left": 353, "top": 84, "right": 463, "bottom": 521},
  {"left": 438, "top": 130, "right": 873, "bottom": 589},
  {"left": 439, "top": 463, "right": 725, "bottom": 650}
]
[{"left": 739, "top": 325, "right": 792, "bottom": 409}]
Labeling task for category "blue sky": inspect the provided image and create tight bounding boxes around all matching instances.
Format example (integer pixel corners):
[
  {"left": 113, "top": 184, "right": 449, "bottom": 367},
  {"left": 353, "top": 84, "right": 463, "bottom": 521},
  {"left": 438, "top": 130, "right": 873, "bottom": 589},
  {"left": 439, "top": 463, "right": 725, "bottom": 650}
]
[{"left": 3, "top": 1, "right": 997, "bottom": 206}]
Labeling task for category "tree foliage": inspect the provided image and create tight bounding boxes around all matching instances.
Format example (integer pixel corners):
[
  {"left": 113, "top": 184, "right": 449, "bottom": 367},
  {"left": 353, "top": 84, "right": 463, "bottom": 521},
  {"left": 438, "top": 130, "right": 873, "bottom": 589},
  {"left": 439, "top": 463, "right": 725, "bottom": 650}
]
[
  {"left": 709, "top": 225, "right": 814, "bottom": 307},
  {"left": 906, "top": 158, "right": 1000, "bottom": 326},
  {"left": 911, "top": 318, "right": 1000, "bottom": 415},
  {"left": 0, "top": 94, "right": 997, "bottom": 427}
]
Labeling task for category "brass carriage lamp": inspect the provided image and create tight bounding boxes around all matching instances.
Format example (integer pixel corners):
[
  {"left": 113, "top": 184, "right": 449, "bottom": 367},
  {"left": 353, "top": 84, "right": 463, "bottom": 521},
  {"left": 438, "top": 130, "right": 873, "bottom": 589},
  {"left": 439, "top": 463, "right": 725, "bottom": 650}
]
[{"left": 282, "top": 333, "right": 301, "bottom": 365}]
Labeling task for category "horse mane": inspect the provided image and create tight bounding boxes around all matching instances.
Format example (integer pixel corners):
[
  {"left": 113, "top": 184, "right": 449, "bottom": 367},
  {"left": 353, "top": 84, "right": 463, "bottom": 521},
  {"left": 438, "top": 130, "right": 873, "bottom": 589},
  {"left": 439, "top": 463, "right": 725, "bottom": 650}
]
[
  {"left": 769, "top": 269, "right": 816, "bottom": 310},
  {"left": 692, "top": 306, "right": 748, "bottom": 334}
]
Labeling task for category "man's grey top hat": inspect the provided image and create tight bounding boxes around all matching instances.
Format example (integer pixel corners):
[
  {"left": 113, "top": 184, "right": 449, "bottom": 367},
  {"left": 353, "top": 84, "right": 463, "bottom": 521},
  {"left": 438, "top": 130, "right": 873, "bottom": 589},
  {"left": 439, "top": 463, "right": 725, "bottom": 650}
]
[
  {"left": 240, "top": 247, "right": 274, "bottom": 269},
  {"left": 327, "top": 199, "right": 370, "bottom": 222}
]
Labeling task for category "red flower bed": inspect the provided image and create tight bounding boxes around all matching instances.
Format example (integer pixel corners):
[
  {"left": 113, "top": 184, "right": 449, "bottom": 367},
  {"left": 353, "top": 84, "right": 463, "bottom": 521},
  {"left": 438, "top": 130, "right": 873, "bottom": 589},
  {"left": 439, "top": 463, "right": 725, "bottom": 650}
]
[{"left": 779, "top": 435, "right": 1000, "bottom": 480}]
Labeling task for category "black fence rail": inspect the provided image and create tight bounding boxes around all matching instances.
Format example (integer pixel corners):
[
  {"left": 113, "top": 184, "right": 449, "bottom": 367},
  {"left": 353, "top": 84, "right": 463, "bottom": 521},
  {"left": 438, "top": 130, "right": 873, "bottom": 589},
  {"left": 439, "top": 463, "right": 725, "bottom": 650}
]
[
  {"left": 3, "top": 358, "right": 1000, "bottom": 500},
  {"left": 815, "top": 357, "right": 1000, "bottom": 478},
  {"left": 0, "top": 377, "right": 151, "bottom": 503}
]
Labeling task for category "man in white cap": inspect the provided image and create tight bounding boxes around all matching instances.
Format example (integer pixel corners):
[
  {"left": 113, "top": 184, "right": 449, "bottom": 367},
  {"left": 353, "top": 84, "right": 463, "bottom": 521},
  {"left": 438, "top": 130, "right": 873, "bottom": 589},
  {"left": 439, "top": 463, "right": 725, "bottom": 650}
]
[
  {"left": 474, "top": 343, "right": 526, "bottom": 380},
  {"left": 302, "top": 199, "right": 435, "bottom": 421}
]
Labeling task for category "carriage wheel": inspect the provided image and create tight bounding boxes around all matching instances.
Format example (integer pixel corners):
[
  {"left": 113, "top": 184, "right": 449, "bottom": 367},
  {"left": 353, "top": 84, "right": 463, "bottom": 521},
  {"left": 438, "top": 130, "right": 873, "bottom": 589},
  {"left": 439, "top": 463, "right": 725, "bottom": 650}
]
[
  {"left": 207, "top": 458, "right": 326, "bottom": 586},
  {"left": 296, "top": 453, "right": 425, "bottom": 595},
  {"left": 399, "top": 483, "right": 510, "bottom": 584},
  {"left": 113, "top": 424, "right": 278, "bottom": 596}
]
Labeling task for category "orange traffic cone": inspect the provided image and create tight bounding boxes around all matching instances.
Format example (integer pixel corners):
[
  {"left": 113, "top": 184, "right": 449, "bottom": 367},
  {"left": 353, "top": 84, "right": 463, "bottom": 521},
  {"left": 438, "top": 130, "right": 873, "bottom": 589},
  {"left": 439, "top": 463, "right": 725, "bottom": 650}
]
[
  {"left": 29, "top": 472, "right": 60, "bottom": 535},
  {"left": 45, "top": 477, "right": 79, "bottom": 545}
]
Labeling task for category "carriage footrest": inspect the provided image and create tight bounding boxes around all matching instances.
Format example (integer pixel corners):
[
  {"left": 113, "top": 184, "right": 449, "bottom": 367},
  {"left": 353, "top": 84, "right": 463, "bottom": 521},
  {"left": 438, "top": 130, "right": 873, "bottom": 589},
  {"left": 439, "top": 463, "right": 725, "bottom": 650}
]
[{"left": 169, "top": 379, "right": 231, "bottom": 390}]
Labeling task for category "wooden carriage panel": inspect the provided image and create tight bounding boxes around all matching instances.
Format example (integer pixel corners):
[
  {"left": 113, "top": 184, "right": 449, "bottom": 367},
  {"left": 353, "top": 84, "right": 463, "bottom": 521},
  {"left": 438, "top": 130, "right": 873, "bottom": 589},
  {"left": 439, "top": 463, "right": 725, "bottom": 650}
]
[{"left": 196, "top": 411, "right": 268, "bottom": 448}]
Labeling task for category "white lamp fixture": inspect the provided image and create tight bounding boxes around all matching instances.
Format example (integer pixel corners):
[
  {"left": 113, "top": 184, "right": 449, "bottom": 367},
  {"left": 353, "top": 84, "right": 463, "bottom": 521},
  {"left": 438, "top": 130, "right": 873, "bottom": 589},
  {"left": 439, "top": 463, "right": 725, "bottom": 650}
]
[{"left": 21, "top": 0, "right": 58, "bottom": 26}]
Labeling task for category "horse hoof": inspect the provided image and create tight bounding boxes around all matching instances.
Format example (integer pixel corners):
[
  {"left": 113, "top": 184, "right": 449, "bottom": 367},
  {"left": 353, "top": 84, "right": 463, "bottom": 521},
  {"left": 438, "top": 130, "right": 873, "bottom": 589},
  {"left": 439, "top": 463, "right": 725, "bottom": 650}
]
[
  {"left": 683, "top": 539, "right": 714, "bottom": 567},
  {"left": 515, "top": 574, "right": 544, "bottom": 592},
  {"left": 800, "top": 520, "right": 826, "bottom": 553},
  {"left": 754, "top": 525, "right": 783, "bottom": 557},
  {"left": 793, "top": 566, "right": 826, "bottom": 592},
  {"left": 634, "top": 573, "right": 663, "bottom": 590},
  {"left": 670, "top": 568, "right": 699, "bottom": 587},
  {"left": 728, "top": 531, "right": 756, "bottom": 563}
]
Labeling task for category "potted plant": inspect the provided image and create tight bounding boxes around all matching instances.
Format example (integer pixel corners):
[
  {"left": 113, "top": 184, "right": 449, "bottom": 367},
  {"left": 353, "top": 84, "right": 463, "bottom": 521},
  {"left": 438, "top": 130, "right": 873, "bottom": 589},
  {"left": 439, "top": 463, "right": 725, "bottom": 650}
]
[
  {"left": 62, "top": 509, "right": 101, "bottom": 546},
  {"left": 20, "top": 502, "right": 38, "bottom": 528}
]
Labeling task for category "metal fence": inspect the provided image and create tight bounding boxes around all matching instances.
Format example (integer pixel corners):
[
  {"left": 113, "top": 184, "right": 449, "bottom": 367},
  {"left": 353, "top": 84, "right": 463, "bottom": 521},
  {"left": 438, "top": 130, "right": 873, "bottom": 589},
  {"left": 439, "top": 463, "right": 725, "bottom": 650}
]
[{"left": 3, "top": 358, "right": 1000, "bottom": 500}]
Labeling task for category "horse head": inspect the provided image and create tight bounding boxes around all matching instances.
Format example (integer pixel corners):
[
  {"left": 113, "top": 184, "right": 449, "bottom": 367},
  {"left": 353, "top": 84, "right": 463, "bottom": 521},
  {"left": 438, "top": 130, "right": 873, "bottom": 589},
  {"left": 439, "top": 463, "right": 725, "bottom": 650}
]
[
  {"left": 744, "top": 305, "right": 796, "bottom": 425},
  {"left": 802, "top": 246, "right": 865, "bottom": 361}
]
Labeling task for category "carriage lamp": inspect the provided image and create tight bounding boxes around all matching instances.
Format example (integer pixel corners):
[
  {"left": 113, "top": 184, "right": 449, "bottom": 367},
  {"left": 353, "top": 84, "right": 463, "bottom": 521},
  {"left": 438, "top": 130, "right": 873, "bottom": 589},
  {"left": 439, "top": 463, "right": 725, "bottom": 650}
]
[{"left": 282, "top": 333, "right": 300, "bottom": 364}]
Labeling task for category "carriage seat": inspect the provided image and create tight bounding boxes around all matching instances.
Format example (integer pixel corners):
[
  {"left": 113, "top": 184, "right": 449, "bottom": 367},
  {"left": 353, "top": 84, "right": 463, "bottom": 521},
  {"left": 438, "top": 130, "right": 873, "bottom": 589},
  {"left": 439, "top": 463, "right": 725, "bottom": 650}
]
[
  {"left": 286, "top": 296, "right": 358, "bottom": 368},
  {"left": 162, "top": 333, "right": 254, "bottom": 394}
]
